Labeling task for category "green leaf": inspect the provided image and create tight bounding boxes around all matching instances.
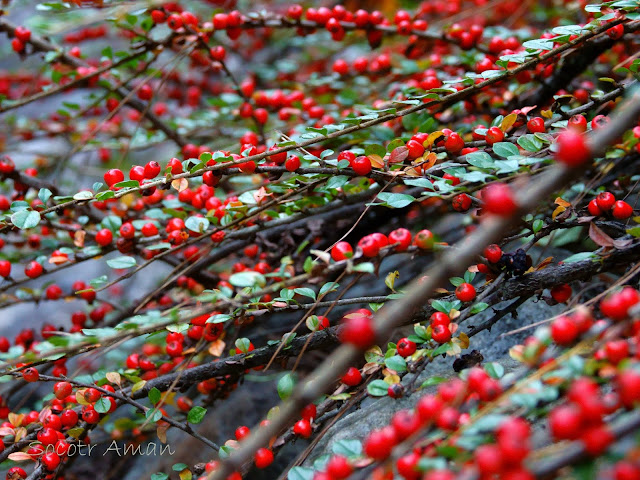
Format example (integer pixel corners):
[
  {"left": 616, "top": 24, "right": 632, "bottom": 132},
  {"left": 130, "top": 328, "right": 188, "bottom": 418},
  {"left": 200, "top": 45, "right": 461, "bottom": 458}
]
[
  {"left": 73, "top": 191, "right": 94, "bottom": 200},
  {"left": 229, "top": 271, "right": 266, "bottom": 288},
  {"left": 352, "top": 262, "right": 374, "bottom": 273},
  {"left": 326, "top": 175, "right": 350, "bottom": 190},
  {"left": 518, "top": 134, "right": 543, "bottom": 152},
  {"left": 172, "top": 463, "right": 188, "bottom": 472},
  {"left": 420, "top": 376, "right": 447, "bottom": 388},
  {"left": 107, "top": 256, "right": 137, "bottom": 269},
  {"left": 367, "top": 379, "right": 389, "bottom": 397},
  {"left": 187, "top": 406, "right": 207, "bottom": 424},
  {"left": 38, "top": 188, "right": 52, "bottom": 204},
  {"left": 148, "top": 387, "right": 161, "bottom": 405},
  {"left": 288, "top": 467, "right": 315, "bottom": 480},
  {"left": 365, "top": 144, "right": 386, "bottom": 157},
  {"left": 146, "top": 409, "right": 162, "bottom": 422},
  {"left": 533, "top": 219, "right": 544, "bottom": 233},
  {"left": 151, "top": 474, "right": 169, "bottom": 480},
  {"left": 94, "top": 397, "right": 111, "bottom": 413},
  {"left": 465, "top": 151, "right": 494, "bottom": 169},
  {"left": 563, "top": 252, "right": 597, "bottom": 263},
  {"left": 277, "top": 373, "right": 295, "bottom": 400},
  {"left": 377, "top": 192, "right": 415, "bottom": 208},
  {"left": 449, "top": 277, "right": 464, "bottom": 287},
  {"left": 492, "top": 142, "right": 519, "bottom": 158},
  {"left": 470, "top": 302, "right": 489, "bottom": 314},
  {"left": 485, "top": 362, "right": 505, "bottom": 379},
  {"left": 384, "top": 355, "right": 407, "bottom": 372},
  {"left": 331, "top": 439, "right": 362, "bottom": 458},
  {"left": 11, "top": 210, "right": 41, "bottom": 230},
  {"left": 294, "top": 288, "right": 316, "bottom": 300},
  {"left": 185, "top": 216, "right": 210, "bottom": 233}
]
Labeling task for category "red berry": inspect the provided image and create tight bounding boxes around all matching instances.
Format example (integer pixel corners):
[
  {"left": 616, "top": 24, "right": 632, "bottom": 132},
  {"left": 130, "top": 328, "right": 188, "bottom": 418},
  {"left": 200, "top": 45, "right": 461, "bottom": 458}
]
[
  {"left": 388, "top": 228, "right": 412, "bottom": 252},
  {"left": 254, "top": 448, "right": 274, "bottom": 468},
  {"left": 351, "top": 156, "right": 372, "bottom": 176},
  {"left": 41, "top": 452, "right": 61, "bottom": 471},
  {"left": 331, "top": 241, "right": 353, "bottom": 261},
  {"left": 25, "top": 261, "right": 43, "bottom": 279},
  {"left": 95, "top": 228, "right": 113, "bottom": 247},
  {"left": 551, "top": 315, "right": 579, "bottom": 345},
  {"left": 341, "top": 367, "right": 362, "bottom": 386},
  {"left": 452, "top": 193, "right": 472, "bottom": 212},
  {"left": 612, "top": 200, "right": 633, "bottom": 219},
  {"left": 414, "top": 229, "right": 435, "bottom": 250},
  {"left": 444, "top": 133, "right": 464, "bottom": 153},
  {"left": 587, "top": 199, "right": 602, "bottom": 216},
  {"left": 527, "top": 117, "right": 545, "bottom": 133},
  {"left": 144, "top": 161, "right": 161, "bottom": 179},
  {"left": 285, "top": 155, "right": 301, "bottom": 172},
  {"left": 0, "top": 260, "right": 11, "bottom": 278},
  {"left": 549, "top": 404, "right": 583, "bottom": 440},
  {"left": 596, "top": 192, "right": 616, "bottom": 211},
  {"left": 293, "top": 418, "right": 312, "bottom": 438},
  {"left": 475, "top": 444, "right": 503, "bottom": 475},
  {"left": 484, "top": 244, "right": 502, "bottom": 263},
  {"left": 339, "top": 314, "right": 376, "bottom": 349},
  {"left": 550, "top": 284, "right": 571, "bottom": 303},
  {"left": 455, "top": 283, "right": 476, "bottom": 302},
  {"left": 53, "top": 381, "right": 72, "bottom": 399},
  {"left": 486, "top": 126, "right": 505, "bottom": 146},
  {"left": 104, "top": 168, "right": 124, "bottom": 187},
  {"left": 555, "top": 129, "right": 591, "bottom": 167},
  {"left": 358, "top": 235, "right": 380, "bottom": 257},
  {"left": 482, "top": 183, "right": 517, "bottom": 216},
  {"left": 397, "top": 337, "right": 417, "bottom": 357},
  {"left": 364, "top": 427, "right": 396, "bottom": 460},
  {"left": 235, "top": 426, "right": 250, "bottom": 440},
  {"left": 582, "top": 425, "right": 613, "bottom": 456},
  {"left": 432, "top": 324, "right": 451, "bottom": 343},
  {"left": 617, "top": 369, "right": 640, "bottom": 408},
  {"left": 326, "top": 455, "right": 353, "bottom": 479},
  {"left": 568, "top": 114, "right": 587, "bottom": 132}
]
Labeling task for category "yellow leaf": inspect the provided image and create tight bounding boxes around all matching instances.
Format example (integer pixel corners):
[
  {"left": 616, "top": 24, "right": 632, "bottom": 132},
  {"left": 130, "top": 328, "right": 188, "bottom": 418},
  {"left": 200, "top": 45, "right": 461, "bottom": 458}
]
[
  {"left": 555, "top": 197, "right": 571, "bottom": 208},
  {"left": 425, "top": 131, "right": 443, "bottom": 147},
  {"left": 535, "top": 257, "right": 554, "bottom": 271},
  {"left": 384, "top": 373, "right": 401, "bottom": 384},
  {"left": 13, "top": 427, "right": 27, "bottom": 443},
  {"left": 552, "top": 205, "right": 566, "bottom": 220},
  {"left": 541, "top": 109, "right": 553, "bottom": 119},
  {"left": 368, "top": 154, "right": 384, "bottom": 168},
  {"left": 458, "top": 331, "right": 470, "bottom": 349},
  {"left": 500, "top": 113, "right": 517, "bottom": 132},
  {"left": 385, "top": 270, "right": 399, "bottom": 291},
  {"left": 172, "top": 178, "right": 189, "bottom": 192},
  {"left": 120, "top": 193, "right": 136, "bottom": 207},
  {"left": 76, "top": 390, "right": 89, "bottom": 405},
  {"left": 132, "top": 380, "right": 147, "bottom": 393},
  {"left": 106, "top": 371, "right": 121, "bottom": 387}
]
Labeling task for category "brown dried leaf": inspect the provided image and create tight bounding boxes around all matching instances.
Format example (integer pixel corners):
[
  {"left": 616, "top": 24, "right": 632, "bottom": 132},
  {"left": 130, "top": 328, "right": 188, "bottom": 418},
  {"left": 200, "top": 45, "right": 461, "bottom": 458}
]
[
  {"left": 208, "top": 339, "right": 226, "bottom": 357},
  {"left": 419, "top": 152, "right": 438, "bottom": 170},
  {"left": 613, "top": 238, "right": 632, "bottom": 249},
  {"left": 74, "top": 230, "right": 86, "bottom": 248},
  {"left": 535, "top": 257, "right": 554, "bottom": 271},
  {"left": 555, "top": 197, "right": 571, "bottom": 208},
  {"left": 589, "top": 222, "right": 614, "bottom": 247},
  {"left": 157, "top": 423, "right": 168, "bottom": 444},
  {"left": 389, "top": 146, "right": 409, "bottom": 164}
]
